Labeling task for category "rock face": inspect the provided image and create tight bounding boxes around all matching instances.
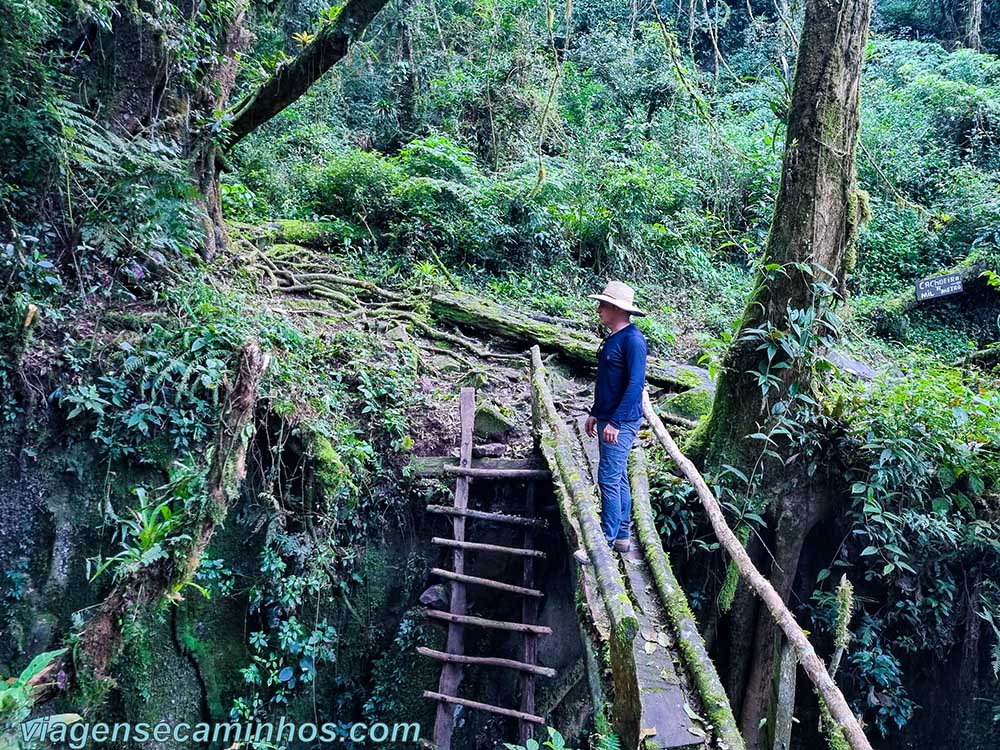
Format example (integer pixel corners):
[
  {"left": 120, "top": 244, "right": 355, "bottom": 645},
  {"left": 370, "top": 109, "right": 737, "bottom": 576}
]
[
  {"left": 472, "top": 442, "right": 507, "bottom": 458},
  {"left": 828, "top": 350, "right": 877, "bottom": 380},
  {"left": 0, "top": 432, "right": 104, "bottom": 674}
]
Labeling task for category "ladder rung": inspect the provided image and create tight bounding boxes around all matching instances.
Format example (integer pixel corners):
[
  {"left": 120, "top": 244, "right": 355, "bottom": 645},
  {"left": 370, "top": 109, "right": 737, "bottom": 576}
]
[
  {"left": 427, "top": 505, "right": 547, "bottom": 528},
  {"left": 417, "top": 647, "right": 556, "bottom": 677},
  {"left": 409, "top": 456, "right": 548, "bottom": 477},
  {"left": 443, "top": 466, "right": 551, "bottom": 480},
  {"left": 423, "top": 609, "right": 552, "bottom": 635},
  {"left": 432, "top": 568, "right": 544, "bottom": 598},
  {"left": 432, "top": 537, "right": 547, "bottom": 559},
  {"left": 423, "top": 691, "right": 545, "bottom": 725}
]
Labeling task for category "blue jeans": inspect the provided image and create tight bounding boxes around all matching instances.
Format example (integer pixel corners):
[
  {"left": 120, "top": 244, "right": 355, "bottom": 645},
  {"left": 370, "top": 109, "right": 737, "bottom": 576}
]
[{"left": 596, "top": 418, "right": 641, "bottom": 543}]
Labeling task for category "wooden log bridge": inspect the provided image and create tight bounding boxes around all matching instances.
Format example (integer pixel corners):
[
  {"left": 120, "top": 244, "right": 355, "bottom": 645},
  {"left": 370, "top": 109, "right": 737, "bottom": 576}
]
[
  {"left": 530, "top": 346, "right": 744, "bottom": 750},
  {"left": 417, "top": 387, "right": 554, "bottom": 749},
  {"left": 416, "top": 365, "right": 745, "bottom": 749}
]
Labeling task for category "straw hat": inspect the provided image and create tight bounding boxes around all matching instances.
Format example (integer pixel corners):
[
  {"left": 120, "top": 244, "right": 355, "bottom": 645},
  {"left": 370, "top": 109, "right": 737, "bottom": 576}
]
[{"left": 587, "top": 280, "right": 645, "bottom": 316}]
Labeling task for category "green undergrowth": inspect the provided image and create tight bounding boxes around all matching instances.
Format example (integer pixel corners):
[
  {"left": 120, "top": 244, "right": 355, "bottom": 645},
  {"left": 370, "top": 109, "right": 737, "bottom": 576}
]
[
  {"left": 647, "top": 344, "right": 1000, "bottom": 736},
  {"left": 11, "top": 260, "right": 434, "bottom": 732}
]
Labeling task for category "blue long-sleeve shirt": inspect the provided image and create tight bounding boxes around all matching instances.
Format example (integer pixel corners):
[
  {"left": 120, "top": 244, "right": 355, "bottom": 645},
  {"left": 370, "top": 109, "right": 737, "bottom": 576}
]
[{"left": 590, "top": 324, "right": 648, "bottom": 427}]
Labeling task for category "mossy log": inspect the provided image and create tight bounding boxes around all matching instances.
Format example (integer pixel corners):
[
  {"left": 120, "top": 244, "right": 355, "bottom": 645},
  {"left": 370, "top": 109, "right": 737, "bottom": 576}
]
[
  {"left": 529, "top": 345, "right": 642, "bottom": 748},
  {"left": 642, "top": 391, "right": 874, "bottom": 750},
  {"left": 434, "top": 291, "right": 712, "bottom": 393},
  {"left": 225, "top": 0, "right": 392, "bottom": 148},
  {"left": 629, "top": 445, "right": 745, "bottom": 750}
]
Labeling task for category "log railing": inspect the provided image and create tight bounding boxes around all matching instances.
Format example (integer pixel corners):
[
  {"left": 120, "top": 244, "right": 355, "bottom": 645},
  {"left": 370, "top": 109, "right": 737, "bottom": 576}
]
[{"left": 642, "top": 390, "right": 874, "bottom": 750}]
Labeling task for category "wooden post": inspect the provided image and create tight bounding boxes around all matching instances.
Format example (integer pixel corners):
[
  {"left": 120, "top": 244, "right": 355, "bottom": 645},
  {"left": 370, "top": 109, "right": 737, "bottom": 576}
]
[
  {"left": 771, "top": 639, "right": 797, "bottom": 750},
  {"left": 519, "top": 482, "right": 539, "bottom": 745},
  {"left": 433, "top": 387, "right": 476, "bottom": 750}
]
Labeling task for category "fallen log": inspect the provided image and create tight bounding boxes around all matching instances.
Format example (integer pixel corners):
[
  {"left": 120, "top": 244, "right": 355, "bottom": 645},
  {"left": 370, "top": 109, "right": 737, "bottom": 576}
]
[
  {"left": 642, "top": 390, "right": 874, "bottom": 750},
  {"left": 29, "top": 344, "right": 268, "bottom": 704},
  {"left": 432, "top": 291, "right": 712, "bottom": 393}
]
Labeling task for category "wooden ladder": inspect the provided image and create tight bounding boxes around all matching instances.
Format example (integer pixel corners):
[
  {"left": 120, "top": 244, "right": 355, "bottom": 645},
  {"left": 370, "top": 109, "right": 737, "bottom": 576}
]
[{"left": 420, "top": 387, "right": 555, "bottom": 749}]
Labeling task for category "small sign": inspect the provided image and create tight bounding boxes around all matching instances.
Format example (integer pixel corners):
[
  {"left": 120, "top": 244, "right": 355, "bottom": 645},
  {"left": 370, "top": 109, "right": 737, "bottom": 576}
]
[{"left": 915, "top": 272, "right": 964, "bottom": 302}]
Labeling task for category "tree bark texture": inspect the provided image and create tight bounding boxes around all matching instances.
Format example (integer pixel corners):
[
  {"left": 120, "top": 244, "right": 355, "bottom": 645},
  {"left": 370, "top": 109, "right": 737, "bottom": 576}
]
[
  {"left": 699, "top": 0, "right": 873, "bottom": 469},
  {"left": 694, "top": 0, "right": 872, "bottom": 744},
  {"left": 963, "top": 0, "right": 983, "bottom": 50},
  {"left": 93, "top": 0, "right": 250, "bottom": 258}
]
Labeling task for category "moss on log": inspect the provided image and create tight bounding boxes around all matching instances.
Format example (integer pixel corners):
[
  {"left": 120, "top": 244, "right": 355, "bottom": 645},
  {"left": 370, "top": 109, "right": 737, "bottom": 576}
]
[
  {"left": 630, "top": 445, "right": 745, "bottom": 750},
  {"left": 529, "top": 345, "right": 642, "bottom": 747},
  {"left": 434, "top": 291, "right": 712, "bottom": 393},
  {"left": 642, "top": 391, "right": 874, "bottom": 750},
  {"left": 231, "top": 219, "right": 360, "bottom": 247}
]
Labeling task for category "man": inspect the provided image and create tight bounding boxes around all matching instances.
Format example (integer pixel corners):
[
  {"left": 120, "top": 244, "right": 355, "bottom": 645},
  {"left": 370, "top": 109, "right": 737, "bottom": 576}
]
[{"left": 584, "top": 280, "right": 647, "bottom": 554}]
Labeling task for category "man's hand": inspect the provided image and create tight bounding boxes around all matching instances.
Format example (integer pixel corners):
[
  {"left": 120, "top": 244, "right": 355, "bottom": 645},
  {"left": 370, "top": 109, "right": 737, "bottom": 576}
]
[
  {"left": 585, "top": 415, "right": 597, "bottom": 438},
  {"left": 602, "top": 423, "right": 619, "bottom": 444}
]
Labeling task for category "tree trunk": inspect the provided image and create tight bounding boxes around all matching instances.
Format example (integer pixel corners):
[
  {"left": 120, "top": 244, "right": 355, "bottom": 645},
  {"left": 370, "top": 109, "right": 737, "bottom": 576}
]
[
  {"left": 92, "top": 0, "right": 250, "bottom": 259},
  {"left": 87, "top": 0, "right": 388, "bottom": 257},
  {"left": 696, "top": 0, "right": 873, "bottom": 744},
  {"left": 738, "top": 487, "right": 831, "bottom": 747},
  {"left": 701, "top": 0, "right": 872, "bottom": 468},
  {"left": 963, "top": 0, "right": 983, "bottom": 50}
]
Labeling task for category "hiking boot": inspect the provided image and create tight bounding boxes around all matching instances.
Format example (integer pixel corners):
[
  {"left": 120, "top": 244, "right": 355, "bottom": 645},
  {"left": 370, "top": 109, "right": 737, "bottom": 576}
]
[
  {"left": 613, "top": 538, "right": 631, "bottom": 554},
  {"left": 573, "top": 549, "right": 590, "bottom": 565}
]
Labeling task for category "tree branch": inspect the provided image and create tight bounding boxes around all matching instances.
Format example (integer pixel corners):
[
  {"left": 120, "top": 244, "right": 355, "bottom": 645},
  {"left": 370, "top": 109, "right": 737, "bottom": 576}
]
[{"left": 226, "top": 0, "right": 392, "bottom": 149}]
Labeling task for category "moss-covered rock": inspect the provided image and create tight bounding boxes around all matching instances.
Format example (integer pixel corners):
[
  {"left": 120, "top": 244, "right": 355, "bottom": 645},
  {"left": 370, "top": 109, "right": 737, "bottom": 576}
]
[
  {"left": 660, "top": 388, "right": 713, "bottom": 421},
  {"left": 114, "top": 610, "right": 205, "bottom": 745},
  {"left": 474, "top": 400, "right": 515, "bottom": 441},
  {"left": 177, "top": 589, "right": 252, "bottom": 721}
]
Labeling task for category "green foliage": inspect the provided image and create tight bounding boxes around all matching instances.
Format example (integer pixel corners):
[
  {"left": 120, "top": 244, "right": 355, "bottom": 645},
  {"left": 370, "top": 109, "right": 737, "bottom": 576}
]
[
  {"left": 855, "top": 39, "right": 1000, "bottom": 351},
  {"left": 847, "top": 615, "right": 917, "bottom": 734},
  {"left": 362, "top": 613, "right": 429, "bottom": 720},
  {"left": 810, "top": 359, "right": 1000, "bottom": 734},
  {"left": 504, "top": 726, "right": 577, "bottom": 750},
  {"left": 837, "top": 361, "right": 999, "bottom": 533},
  {"left": 1, "top": 234, "right": 63, "bottom": 422},
  {"left": 0, "top": 649, "right": 66, "bottom": 727},
  {"left": 7, "top": 0, "right": 1000, "bottom": 744},
  {"left": 59, "top": 303, "right": 239, "bottom": 462},
  {"left": 87, "top": 475, "right": 198, "bottom": 584},
  {"left": 589, "top": 710, "right": 620, "bottom": 750}
]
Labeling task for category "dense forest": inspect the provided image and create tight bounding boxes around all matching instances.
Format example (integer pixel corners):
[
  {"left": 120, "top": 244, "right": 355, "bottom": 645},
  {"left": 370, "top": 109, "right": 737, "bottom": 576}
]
[{"left": 2, "top": 0, "right": 1000, "bottom": 748}]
